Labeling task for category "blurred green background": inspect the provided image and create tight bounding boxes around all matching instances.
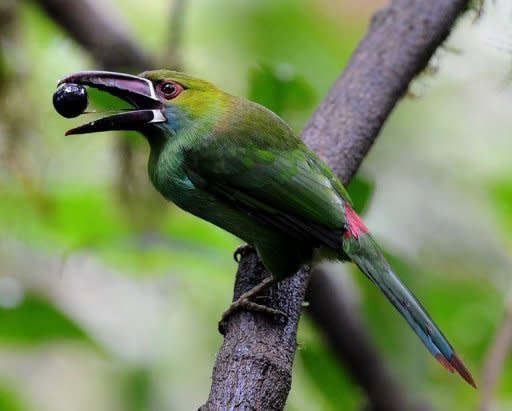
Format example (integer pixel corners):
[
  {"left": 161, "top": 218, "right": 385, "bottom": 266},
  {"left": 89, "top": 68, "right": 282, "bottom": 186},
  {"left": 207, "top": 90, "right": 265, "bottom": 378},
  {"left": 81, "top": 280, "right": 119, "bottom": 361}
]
[{"left": 0, "top": 0, "right": 511, "bottom": 410}]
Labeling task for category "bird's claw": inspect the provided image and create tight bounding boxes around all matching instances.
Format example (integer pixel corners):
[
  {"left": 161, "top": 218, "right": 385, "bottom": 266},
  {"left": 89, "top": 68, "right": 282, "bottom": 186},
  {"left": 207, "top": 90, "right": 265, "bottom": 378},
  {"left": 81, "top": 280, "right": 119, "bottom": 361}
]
[
  {"left": 218, "top": 276, "right": 287, "bottom": 335},
  {"left": 233, "top": 244, "right": 255, "bottom": 263},
  {"left": 218, "top": 299, "right": 288, "bottom": 335}
]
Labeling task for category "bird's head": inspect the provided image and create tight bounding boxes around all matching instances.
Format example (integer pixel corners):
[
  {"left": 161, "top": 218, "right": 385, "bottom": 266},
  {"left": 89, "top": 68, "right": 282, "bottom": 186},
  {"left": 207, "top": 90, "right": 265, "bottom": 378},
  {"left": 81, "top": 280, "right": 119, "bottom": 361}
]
[{"left": 56, "top": 70, "right": 223, "bottom": 136}]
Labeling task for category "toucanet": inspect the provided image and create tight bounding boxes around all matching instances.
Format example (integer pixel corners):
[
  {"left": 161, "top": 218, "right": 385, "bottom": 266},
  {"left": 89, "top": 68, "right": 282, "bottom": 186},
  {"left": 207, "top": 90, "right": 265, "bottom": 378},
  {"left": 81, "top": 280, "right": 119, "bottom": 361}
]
[{"left": 54, "top": 70, "right": 476, "bottom": 387}]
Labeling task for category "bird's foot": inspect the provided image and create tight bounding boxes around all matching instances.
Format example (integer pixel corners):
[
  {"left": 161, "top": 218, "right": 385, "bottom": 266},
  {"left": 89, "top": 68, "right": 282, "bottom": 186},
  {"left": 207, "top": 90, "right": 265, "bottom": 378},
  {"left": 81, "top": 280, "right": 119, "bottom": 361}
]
[
  {"left": 233, "top": 244, "right": 255, "bottom": 263},
  {"left": 218, "top": 276, "right": 288, "bottom": 334},
  {"left": 218, "top": 300, "right": 287, "bottom": 334}
]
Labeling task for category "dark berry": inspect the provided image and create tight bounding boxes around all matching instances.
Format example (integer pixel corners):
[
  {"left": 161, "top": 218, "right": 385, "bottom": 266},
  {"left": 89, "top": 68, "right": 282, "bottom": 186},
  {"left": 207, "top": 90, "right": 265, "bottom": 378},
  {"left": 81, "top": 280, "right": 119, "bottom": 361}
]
[{"left": 53, "top": 83, "right": 88, "bottom": 118}]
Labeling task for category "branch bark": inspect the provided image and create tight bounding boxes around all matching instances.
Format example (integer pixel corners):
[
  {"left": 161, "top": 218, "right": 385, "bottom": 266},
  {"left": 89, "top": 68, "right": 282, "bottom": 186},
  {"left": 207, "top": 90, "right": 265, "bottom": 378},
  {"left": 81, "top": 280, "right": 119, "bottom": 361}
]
[{"left": 205, "top": 1, "right": 470, "bottom": 410}]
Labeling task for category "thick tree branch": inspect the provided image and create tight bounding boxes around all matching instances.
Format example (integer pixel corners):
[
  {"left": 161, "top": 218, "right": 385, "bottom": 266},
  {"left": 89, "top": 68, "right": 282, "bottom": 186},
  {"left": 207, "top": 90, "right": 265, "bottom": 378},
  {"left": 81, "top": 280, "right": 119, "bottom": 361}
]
[
  {"left": 205, "top": 1, "right": 470, "bottom": 410},
  {"left": 202, "top": 255, "right": 309, "bottom": 411},
  {"left": 301, "top": 0, "right": 469, "bottom": 183}
]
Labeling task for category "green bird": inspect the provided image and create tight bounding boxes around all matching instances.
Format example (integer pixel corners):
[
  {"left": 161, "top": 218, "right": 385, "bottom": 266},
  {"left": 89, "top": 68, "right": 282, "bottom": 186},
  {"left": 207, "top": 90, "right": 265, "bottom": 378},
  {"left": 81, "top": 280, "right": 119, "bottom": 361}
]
[{"left": 55, "top": 70, "right": 475, "bottom": 387}]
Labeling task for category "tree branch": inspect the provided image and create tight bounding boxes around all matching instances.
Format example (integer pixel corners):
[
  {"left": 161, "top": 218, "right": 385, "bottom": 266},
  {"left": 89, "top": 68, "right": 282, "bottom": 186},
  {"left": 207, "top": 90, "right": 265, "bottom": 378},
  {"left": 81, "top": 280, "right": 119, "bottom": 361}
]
[
  {"left": 201, "top": 254, "right": 309, "bottom": 411},
  {"left": 33, "top": 0, "right": 154, "bottom": 71},
  {"left": 205, "top": 1, "right": 470, "bottom": 410},
  {"left": 301, "top": 0, "right": 468, "bottom": 183}
]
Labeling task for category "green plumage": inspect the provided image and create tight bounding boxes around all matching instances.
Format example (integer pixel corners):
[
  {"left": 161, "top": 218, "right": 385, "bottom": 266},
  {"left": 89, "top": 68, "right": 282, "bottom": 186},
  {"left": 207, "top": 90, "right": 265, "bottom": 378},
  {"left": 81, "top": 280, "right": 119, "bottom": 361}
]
[{"left": 143, "top": 74, "right": 350, "bottom": 278}]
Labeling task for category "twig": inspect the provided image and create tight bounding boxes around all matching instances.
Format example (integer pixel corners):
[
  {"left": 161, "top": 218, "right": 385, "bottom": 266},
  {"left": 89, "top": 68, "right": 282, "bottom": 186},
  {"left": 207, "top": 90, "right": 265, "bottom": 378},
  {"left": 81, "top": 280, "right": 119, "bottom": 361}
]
[
  {"left": 479, "top": 291, "right": 512, "bottom": 411},
  {"left": 204, "top": 1, "right": 470, "bottom": 410}
]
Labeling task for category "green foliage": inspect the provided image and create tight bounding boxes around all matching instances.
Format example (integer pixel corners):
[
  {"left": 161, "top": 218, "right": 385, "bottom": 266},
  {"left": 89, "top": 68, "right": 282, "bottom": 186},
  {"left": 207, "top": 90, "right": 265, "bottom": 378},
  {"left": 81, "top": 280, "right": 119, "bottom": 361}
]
[
  {"left": 298, "top": 320, "right": 360, "bottom": 411},
  {"left": 0, "top": 294, "right": 89, "bottom": 345},
  {"left": 490, "top": 179, "right": 512, "bottom": 234},
  {"left": 0, "top": 188, "right": 128, "bottom": 250},
  {"left": 120, "top": 368, "right": 152, "bottom": 411},
  {"left": 248, "top": 63, "right": 315, "bottom": 117},
  {"left": 0, "top": 384, "right": 31, "bottom": 411}
]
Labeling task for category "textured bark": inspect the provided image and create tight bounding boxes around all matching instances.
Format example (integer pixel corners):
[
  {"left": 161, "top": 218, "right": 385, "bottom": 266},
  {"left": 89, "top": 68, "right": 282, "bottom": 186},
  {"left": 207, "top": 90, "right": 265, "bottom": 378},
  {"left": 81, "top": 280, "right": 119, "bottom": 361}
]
[
  {"left": 202, "top": 255, "right": 309, "bottom": 411},
  {"left": 204, "top": 1, "right": 470, "bottom": 410}
]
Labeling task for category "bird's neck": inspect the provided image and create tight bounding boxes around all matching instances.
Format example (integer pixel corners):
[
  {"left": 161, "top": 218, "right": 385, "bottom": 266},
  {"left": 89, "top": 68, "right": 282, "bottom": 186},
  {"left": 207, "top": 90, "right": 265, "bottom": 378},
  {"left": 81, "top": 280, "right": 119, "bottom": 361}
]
[{"left": 143, "top": 105, "right": 220, "bottom": 196}]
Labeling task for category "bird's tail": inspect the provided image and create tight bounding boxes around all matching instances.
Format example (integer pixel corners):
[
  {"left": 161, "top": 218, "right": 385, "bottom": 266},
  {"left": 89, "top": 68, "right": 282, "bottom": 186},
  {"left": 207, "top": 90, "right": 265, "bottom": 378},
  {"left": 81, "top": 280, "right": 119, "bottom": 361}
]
[{"left": 341, "top": 205, "right": 476, "bottom": 387}]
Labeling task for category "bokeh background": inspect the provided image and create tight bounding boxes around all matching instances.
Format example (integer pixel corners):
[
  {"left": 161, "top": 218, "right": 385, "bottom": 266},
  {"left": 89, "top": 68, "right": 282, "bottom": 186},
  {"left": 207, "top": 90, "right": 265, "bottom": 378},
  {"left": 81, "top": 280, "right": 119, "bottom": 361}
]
[{"left": 0, "top": 0, "right": 511, "bottom": 410}]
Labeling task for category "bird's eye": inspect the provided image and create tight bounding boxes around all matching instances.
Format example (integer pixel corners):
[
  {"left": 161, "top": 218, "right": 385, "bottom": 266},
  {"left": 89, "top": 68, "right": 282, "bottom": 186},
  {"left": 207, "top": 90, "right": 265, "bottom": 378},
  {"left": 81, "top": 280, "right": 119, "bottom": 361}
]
[{"left": 158, "top": 81, "right": 183, "bottom": 100}]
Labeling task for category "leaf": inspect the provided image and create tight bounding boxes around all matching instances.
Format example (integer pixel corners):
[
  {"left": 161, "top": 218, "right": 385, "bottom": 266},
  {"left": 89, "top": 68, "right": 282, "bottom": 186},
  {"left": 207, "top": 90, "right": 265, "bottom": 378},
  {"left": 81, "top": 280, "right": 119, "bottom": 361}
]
[
  {"left": 0, "top": 384, "right": 31, "bottom": 411},
  {"left": 248, "top": 63, "right": 315, "bottom": 116},
  {"left": 489, "top": 178, "right": 512, "bottom": 235},
  {"left": 120, "top": 368, "right": 151, "bottom": 411},
  {"left": 0, "top": 294, "right": 90, "bottom": 345}
]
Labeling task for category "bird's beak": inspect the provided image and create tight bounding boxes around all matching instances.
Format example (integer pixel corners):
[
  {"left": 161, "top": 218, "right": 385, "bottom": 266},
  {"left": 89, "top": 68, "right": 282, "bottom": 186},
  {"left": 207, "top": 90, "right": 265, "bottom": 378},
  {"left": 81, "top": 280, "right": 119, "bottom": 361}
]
[{"left": 57, "top": 71, "right": 166, "bottom": 135}]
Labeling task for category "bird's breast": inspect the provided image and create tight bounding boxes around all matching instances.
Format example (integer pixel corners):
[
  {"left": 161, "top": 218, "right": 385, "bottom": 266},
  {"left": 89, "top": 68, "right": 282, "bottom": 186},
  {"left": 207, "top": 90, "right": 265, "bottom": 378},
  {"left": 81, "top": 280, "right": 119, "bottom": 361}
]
[{"left": 148, "top": 148, "right": 214, "bottom": 219}]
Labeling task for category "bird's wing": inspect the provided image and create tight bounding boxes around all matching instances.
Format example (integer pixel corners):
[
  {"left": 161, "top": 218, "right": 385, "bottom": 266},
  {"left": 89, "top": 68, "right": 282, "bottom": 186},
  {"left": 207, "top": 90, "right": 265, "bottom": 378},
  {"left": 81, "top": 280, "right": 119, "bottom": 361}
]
[{"left": 182, "top": 134, "right": 349, "bottom": 248}]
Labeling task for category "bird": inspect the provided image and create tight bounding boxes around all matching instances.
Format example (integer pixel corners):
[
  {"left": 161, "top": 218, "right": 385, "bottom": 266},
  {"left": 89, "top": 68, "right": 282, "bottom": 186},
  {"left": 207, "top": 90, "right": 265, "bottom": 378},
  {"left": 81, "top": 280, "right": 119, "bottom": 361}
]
[{"left": 54, "top": 69, "right": 476, "bottom": 387}]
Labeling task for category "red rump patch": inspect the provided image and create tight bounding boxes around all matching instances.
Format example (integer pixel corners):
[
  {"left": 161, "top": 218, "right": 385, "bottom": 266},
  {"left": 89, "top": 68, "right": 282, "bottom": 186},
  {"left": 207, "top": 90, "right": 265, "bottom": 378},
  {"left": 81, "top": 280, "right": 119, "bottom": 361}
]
[{"left": 344, "top": 205, "right": 369, "bottom": 239}]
